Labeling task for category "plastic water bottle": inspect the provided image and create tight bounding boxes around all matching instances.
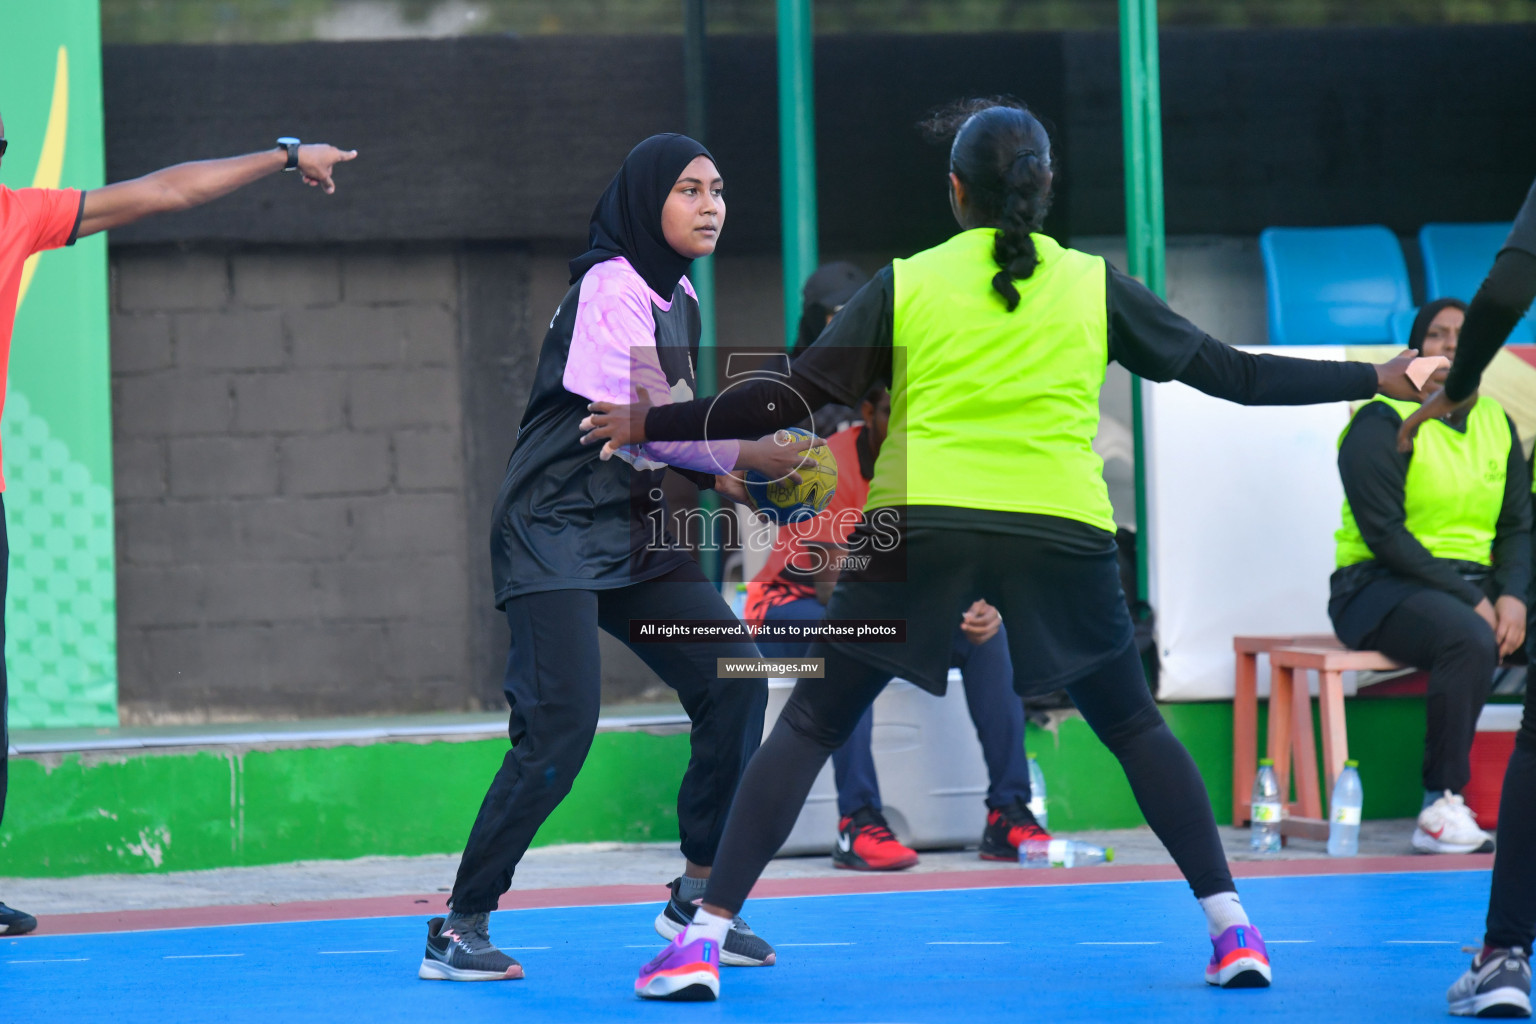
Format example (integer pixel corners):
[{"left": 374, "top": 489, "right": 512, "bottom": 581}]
[
  {"left": 1327, "top": 759, "right": 1363, "bottom": 857},
  {"left": 1250, "top": 758, "right": 1282, "bottom": 853},
  {"left": 729, "top": 582, "right": 747, "bottom": 619},
  {"left": 1018, "top": 838, "right": 1113, "bottom": 868},
  {"left": 1027, "top": 753, "right": 1049, "bottom": 830}
]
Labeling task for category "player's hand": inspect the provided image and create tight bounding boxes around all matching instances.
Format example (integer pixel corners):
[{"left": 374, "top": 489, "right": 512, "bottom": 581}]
[
  {"left": 295, "top": 144, "right": 358, "bottom": 194},
  {"left": 1373, "top": 349, "right": 1436, "bottom": 404},
  {"left": 960, "top": 599, "right": 1001, "bottom": 646},
  {"left": 1397, "top": 387, "right": 1478, "bottom": 453},
  {"left": 734, "top": 431, "right": 816, "bottom": 484},
  {"left": 713, "top": 472, "right": 751, "bottom": 506},
  {"left": 1474, "top": 597, "right": 1499, "bottom": 636},
  {"left": 581, "top": 389, "right": 658, "bottom": 459},
  {"left": 1495, "top": 595, "right": 1527, "bottom": 659}
]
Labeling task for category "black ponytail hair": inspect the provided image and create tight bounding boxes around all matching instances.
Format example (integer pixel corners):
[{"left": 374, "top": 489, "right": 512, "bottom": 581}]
[{"left": 920, "top": 97, "right": 1055, "bottom": 312}]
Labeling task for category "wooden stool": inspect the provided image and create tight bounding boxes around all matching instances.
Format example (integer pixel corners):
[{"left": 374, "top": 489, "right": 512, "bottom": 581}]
[
  {"left": 1231, "top": 634, "right": 1339, "bottom": 826},
  {"left": 1266, "top": 645, "right": 1401, "bottom": 840}
]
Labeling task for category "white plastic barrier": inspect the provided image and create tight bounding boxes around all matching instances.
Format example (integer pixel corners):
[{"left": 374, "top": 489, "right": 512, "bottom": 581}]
[{"left": 765, "top": 669, "right": 992, "bottom": 856}]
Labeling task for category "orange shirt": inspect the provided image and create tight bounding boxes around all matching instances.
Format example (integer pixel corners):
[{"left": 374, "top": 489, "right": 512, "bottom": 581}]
[
  {"left": 0, "top": 185, "right": 85, "bottom": 490},
  {"left": 744, "top": 424, "right": 871, "bottom": 620}
]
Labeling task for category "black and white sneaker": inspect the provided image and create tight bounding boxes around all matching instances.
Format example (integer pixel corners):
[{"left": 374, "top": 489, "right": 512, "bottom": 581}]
[
  {"left": 418, "top": 914, "right": 523, "bottom": 981},
  {"left": 0, "top": 902, "right": 36, "bottom": 936},
  {"left": 654, "top": 878, "right": 776, "bottom": 967},
  {"left": 1449, "top": 946, "right": 1531, "bottom": 1018}
]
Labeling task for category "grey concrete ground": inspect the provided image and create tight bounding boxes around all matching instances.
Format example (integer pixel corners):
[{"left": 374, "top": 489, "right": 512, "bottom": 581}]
[{"left": 0, "top": 820, "right": 1428, "bottom": 916}]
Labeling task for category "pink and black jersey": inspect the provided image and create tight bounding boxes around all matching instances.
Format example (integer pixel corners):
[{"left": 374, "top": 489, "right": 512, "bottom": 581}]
[{"left": 490, "top": 257, "right": 738, "bottom": 605}]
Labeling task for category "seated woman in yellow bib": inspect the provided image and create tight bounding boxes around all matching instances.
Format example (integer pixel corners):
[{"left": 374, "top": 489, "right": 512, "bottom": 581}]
[{"left": 1330, "top": 298, "right": 1531, "bottom": 856}]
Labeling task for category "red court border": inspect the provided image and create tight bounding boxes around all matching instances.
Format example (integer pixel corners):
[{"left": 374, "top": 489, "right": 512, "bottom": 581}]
[{"left": 25, "top": 853, "right": 1491, "bottom": 938}]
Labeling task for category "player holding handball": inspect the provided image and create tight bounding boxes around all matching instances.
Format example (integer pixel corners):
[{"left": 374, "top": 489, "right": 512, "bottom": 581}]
[{"left": 584, "top": 98, "right": 1431, "bottom": 1001}]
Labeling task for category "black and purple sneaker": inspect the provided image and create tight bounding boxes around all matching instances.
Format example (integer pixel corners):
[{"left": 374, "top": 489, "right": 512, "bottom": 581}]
[
  {"left": 1204, "top": 923, "right": 1272, "bottom": 988},
  {"left": 635, "top": 934, "right": 720, "bottom": 1001}
]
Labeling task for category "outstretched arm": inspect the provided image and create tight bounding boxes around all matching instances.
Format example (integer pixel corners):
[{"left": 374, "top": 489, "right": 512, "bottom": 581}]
[
  {"left": 1399, "top": 179, "right": 1536, "bottom": 449},
  {"left": 78, "top": 143, "right": 357, "bottom": 237},
  {"left": 1104, "top": 264, "right": 1424, "bottom": 404}
]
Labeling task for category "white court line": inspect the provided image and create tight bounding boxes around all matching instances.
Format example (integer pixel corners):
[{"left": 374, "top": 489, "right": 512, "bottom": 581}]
[
  {"left": 928, "top": 941, "right": 1009, "bottom": 946},
  {"left": 164, "top": 953, "right": 245, "bottom": 959},
  {"left": 1079, "top": 941, "right": 1161, "bottom": 946},
  {"left": 318, "top": 950, "right": 398, "bottom": 955},
  {"left": 778, "top": 942, "right": 855, "bottom": 947},
  {"left": 8, "top": 958, "right": 90, "bottom": 964}
]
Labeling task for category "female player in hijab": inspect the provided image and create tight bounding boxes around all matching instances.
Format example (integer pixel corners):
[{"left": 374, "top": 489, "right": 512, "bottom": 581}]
[
  {"left": 418, "top": 134, "right": 806, "bottom": 984},
  {"left": 585, "top": 100, "right": 1428, "bottom": 1002}
]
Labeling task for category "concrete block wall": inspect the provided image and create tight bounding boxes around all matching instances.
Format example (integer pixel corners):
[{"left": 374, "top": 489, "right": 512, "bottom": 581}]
[
  {"left": 105, "top": 237, "right": 1269, "bottom": 721},
  {"left": 110, "top": 246, "right": 472, "bottom": 721}
]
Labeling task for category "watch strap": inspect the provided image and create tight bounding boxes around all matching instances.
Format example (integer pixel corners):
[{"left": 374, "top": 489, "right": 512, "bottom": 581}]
[{"left": 276, "top": 137, "right": 301, "bottom": 172}]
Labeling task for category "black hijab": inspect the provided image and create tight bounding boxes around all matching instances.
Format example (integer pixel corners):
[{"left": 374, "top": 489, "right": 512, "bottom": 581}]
[
  {"left": 568, "top": 133, "right": 714, "bottom": 299},
  {"left": 1407, "top": 297, "right": 1468, "bottom": 353}
]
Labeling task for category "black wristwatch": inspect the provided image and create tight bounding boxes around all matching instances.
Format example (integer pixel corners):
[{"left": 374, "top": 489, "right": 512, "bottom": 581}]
[{"left": 276, "top": 137, "right": 301, "bottom": 172}]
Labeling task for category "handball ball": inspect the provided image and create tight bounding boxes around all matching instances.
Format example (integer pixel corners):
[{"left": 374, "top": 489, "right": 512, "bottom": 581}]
[{"left": 744, "top": 428, "right": 838, "bottom": 525}]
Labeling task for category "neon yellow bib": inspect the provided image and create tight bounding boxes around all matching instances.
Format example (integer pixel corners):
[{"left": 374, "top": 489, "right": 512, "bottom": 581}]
[
  {"left": 865, "top": 229, "right": 1114, "bottom": 531},
  {"left": 1335, "top": 396, "right": 1511, "bottom": 568}
]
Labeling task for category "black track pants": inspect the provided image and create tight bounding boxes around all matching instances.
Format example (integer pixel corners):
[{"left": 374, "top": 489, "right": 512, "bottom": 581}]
[
  {"left": 1362, "top": 588, "right": 1498, "bottom": 794},
  {"left": 450, "top": 563, "right": 767, "bottom": 913}
]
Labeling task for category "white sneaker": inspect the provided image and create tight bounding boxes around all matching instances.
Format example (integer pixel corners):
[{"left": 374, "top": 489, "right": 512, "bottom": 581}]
[{"left": 1412, "top": 792, "right": 1494, "bottom": 854}]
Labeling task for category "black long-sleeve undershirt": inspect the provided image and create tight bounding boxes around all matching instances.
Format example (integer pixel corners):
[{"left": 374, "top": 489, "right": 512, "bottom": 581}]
[
  {"left": 644, "top": 257, "right": 1378, "bottom": 444},
  {"left": 1444, "top": 249, "right": 1536, "bottom": 402},
  {"left": 1444, "top": 176, "right": 1536, "bottom": 402},
  {"left": 1336, "top": 402, "right": 1531, "bottom": 606}
]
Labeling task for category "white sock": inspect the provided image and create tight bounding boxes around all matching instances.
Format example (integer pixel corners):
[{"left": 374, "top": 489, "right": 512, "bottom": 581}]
[
  {"left": 1198, "top": 892, "right": 1250, "bottom": 937},
  {"left": 681, "top": 906, "right": 733, "bottom": 947}
]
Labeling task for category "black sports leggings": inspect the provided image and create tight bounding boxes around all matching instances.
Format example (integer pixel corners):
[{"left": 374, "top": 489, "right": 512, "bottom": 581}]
[
  {"left": 703, "top": 639, "right": 1234, "bottom": 914},
  {"left": 1486, "top": 678, "right": 1536, "bottom": 949},
  {"left": 1360, "top": 587, "right": 1497, "bottom": 794}
]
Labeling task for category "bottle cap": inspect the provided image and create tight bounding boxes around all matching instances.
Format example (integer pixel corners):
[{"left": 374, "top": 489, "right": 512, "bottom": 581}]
[
  {"left": 1258, "top": 757, "right": 1274, "bottom": 766},
  {"left": 1345, "top": 759, "right": 1359, "bottom": 768},
  {"left": 1027, "top": 752, "right": 1037, "bottom": 760}
]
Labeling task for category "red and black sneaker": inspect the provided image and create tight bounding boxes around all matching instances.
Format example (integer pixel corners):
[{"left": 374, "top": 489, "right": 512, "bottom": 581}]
[
  {"left": 979, "top": 799, "right": 1050, "bottom": 861},
  {"left": 832, "top": 806, "right": 919, "bottom": 871}
]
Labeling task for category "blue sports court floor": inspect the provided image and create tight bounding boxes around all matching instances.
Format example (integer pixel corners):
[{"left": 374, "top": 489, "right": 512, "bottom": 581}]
[{"left": 2, "top": 869, "right": 1489, "bottom": 1023}]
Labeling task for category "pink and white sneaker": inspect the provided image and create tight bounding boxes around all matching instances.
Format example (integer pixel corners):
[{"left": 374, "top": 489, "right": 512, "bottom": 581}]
[
  {"left": 1204, "top": 923, "right": 1272, "bottom": 988},
  {"left": 635, "top": 934, "right": 720, "bottom": 1001}
]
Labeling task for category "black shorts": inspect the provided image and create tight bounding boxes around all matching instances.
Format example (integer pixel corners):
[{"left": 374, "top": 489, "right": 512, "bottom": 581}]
[{"left": 823, "top": 511, "right": 1135, "bottom": 697}]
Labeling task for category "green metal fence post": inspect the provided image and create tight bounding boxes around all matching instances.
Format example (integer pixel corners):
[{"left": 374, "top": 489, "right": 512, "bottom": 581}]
[
  {"left": 1120, "top": 0, "right": 1166, "bottom": 606},
  {"left": 777, "top": 0, "right": 819, "bottom": 350}
]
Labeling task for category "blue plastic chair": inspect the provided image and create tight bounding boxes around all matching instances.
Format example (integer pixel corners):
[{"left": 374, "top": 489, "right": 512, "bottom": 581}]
[
  {"left": 1259, "top": 226, "right": 1412, "bottom": 346},
  {"left": 1419, "top": 222, "right": 1534, "bottom": 344},
  {"left": 1390, "top": 307, "right": 1419, "bottom": 349}
]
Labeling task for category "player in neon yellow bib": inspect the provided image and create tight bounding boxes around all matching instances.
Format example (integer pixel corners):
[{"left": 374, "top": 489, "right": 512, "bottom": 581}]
[
  {"left": 585, "top": 98, "right": 1428, "bottom": 1000},
  {"left": 1330, "top": 299, "right": 1528, "bottom": 858}
]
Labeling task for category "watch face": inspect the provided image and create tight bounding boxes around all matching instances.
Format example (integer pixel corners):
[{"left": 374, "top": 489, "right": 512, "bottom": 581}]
[{"left": 276, "top": 137, "right": 300, "bottom": 146}]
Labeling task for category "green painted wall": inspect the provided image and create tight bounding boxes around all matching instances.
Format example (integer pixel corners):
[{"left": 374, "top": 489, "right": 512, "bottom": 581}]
[
  {"left": 0, "top": 0, "right": 117, "bottom": 729},
  {"left": 0, "top": 699, "right": 1437, "bottom": 878}
]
